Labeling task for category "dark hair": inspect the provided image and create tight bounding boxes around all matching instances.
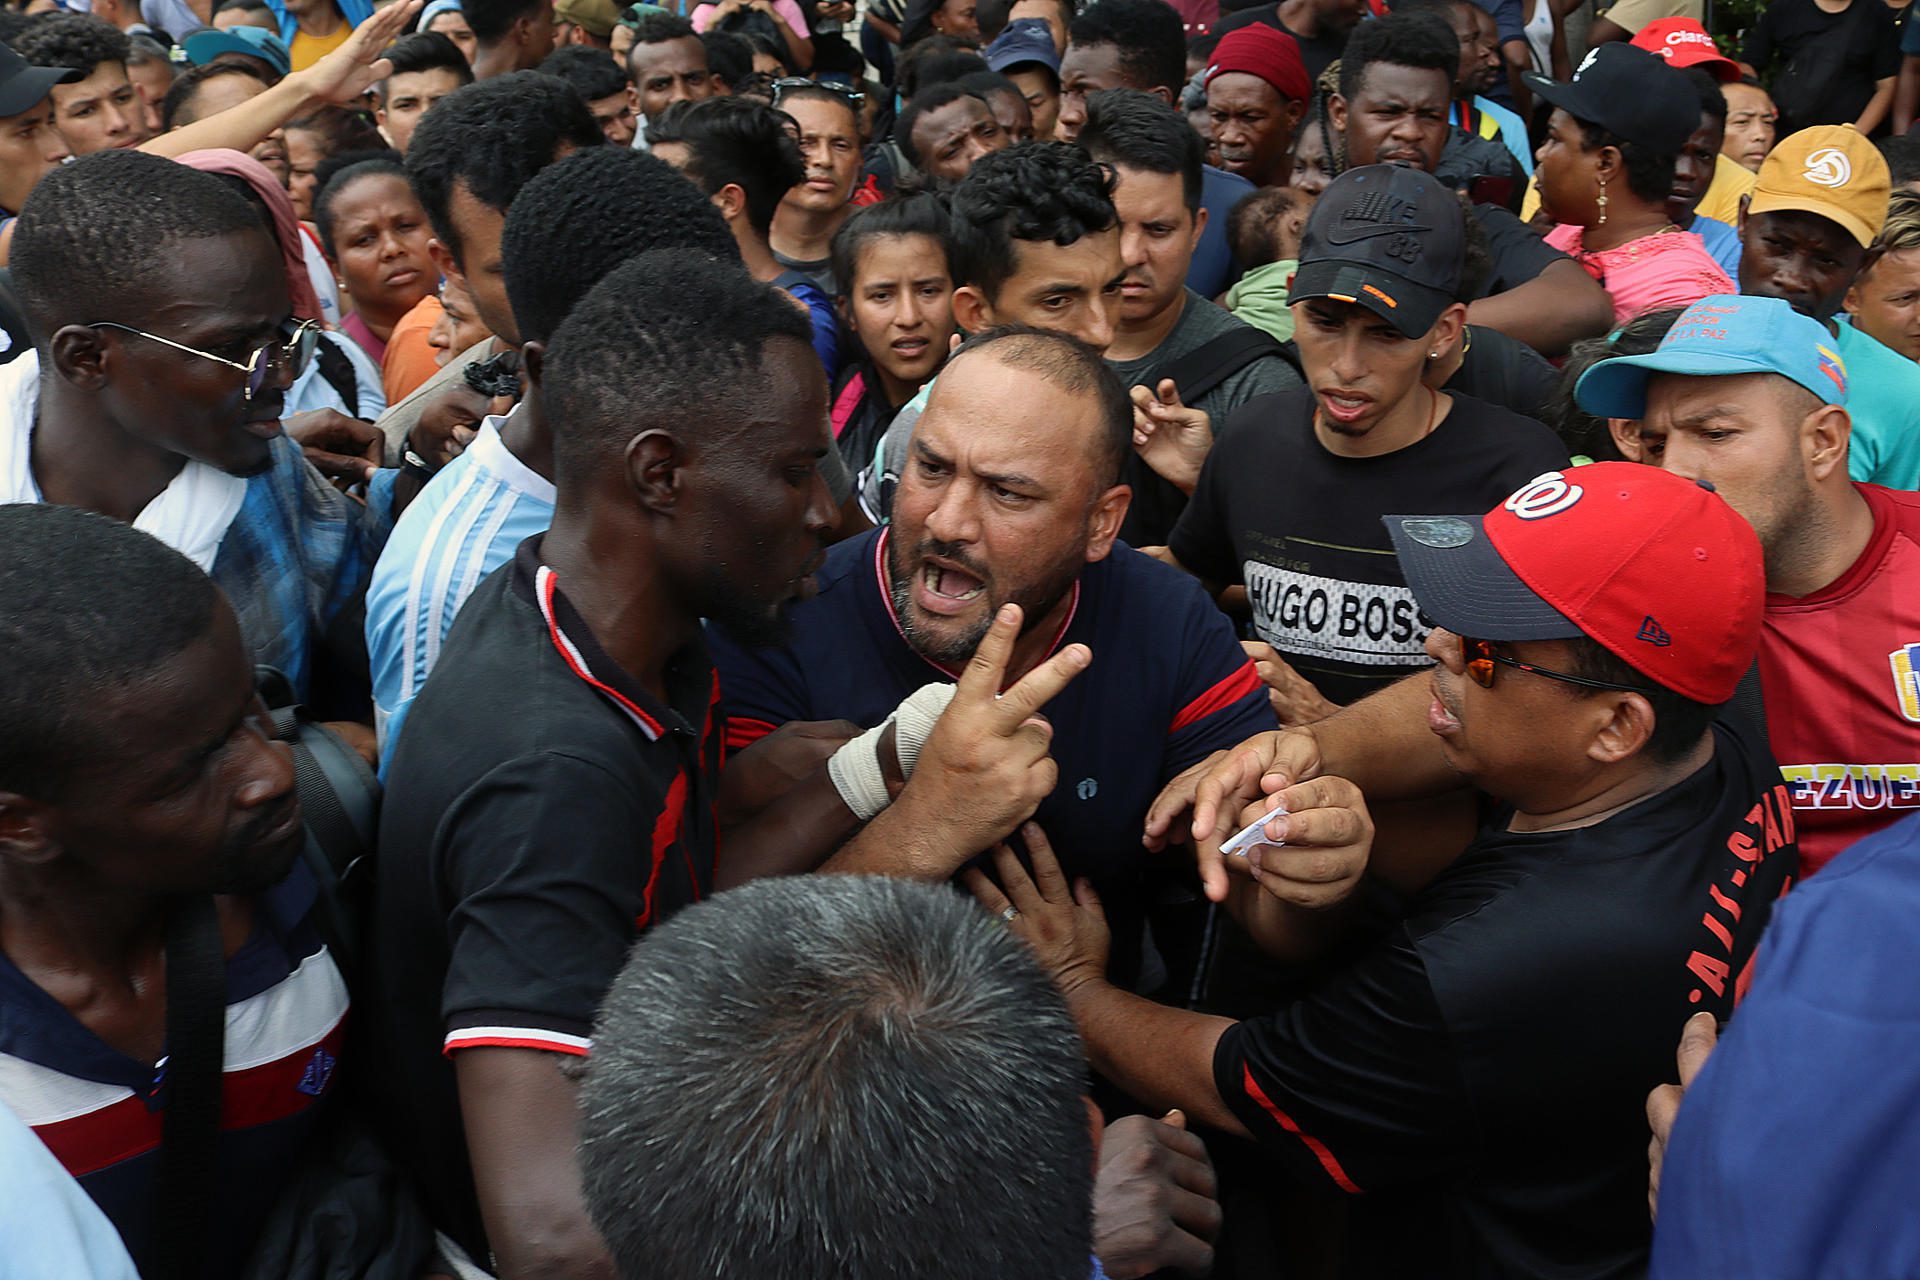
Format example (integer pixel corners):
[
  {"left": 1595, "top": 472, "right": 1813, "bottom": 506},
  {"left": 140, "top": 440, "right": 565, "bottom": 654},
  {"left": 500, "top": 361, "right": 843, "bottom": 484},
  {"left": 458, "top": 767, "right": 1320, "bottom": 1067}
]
[
  {"left": 1302, "top": 88, "right": 1342, "bottom": 178},
  {"left": 1458, "top": 193, "right": 1490, "bottom": 300},
  {"left": 698, "top": 27, "right": 750, "bottom": 85},
  {"left": 644, "top": 96, "right": 804, "bottom": 236},
  {"left": 1880, "top": 133, "right": 1920, "bottom": 189},
  {"left": 896, "top": 34, "right": 987, "bottom": 98},
  {"left": 895, "top": 82, "right": 990, "bottom": 165},
  {"left": 542, "top": 249, "right": 813, "bottom": 489},
  {"left": 741, "top": 29, "right": 792, "bottom": 76},
  {"left": 949, "top": 141, "right": 1115, "bottom": 296},
  {"left": 1186, "top": 30, "right": 1220, "bottom": 61},
  {"left": 1564, "top": 633, "right": 1717, "bottom": 765},
  {"left": 503, "top": 146, "right": 738, "bottom": 344},
  {"left": 1077, "top": 88, "right": 1202, "bottom": 212},
  {"left": 957, "top": 324, "right": 1129, "bottom": 484},
  {"left": 956, "top": 68, "right": 1023, "bottom": 109},
  {"left": 463, "top": 0, "right": 546, "bottom": 43},
  {"left": 161, "top": 59, "right": 268, "bottom": 130},
  {"left": 1575, "top": 118, "right": 1677, "bottom": 206},
  {"left": 829, "top": 190, "right": 954, "bottom": 300},
  {"left": 380, "top": 31, "right": 473, "bottom": 104},
  {"left": 405, "top": 72, "right": 604, "bottom": 263},
  {"left": 1681, "top": 65, "right": 1726, "bottom": 127},
  {"left": 0, "top": 507, "right": 222, "bottom": 799},
  {"left": 1226, "top": 185, "right": 1300, "bottom": 266},
  {"left": 313, "top": 154, "right": 412, "bottom": 260},
  {"left": 633, "top": 9, "right": 697, "bottom": 43},
  {"left": 1066, "top": 0, "right": 1185, "bottom": 98},
  {"left": 1547, "top": 305, "right": 1682, "bottom": 462},
  {"left": 13, "top": 13, "right": 128, "bottom": 79},
  {"left": 1337, "top": 10, "right": 1457, "bottom": 103},
  {"left": 540, "top": 43, "right": 629, "bottom": 100},
  {"left": 12, "top": 150, "right": 265, "bottom": 339},
  {"left": 284, "top": 105, "right": 386, "bottom": 164},
  {"left": 578, "top": 874, "right": 1094, "bottom": 1280},
  {"left": 0, "top": 10, "right": 32, "bottom": 43},
  {"left": 774, "top": 78, "right": 861, "bottom": 126}
]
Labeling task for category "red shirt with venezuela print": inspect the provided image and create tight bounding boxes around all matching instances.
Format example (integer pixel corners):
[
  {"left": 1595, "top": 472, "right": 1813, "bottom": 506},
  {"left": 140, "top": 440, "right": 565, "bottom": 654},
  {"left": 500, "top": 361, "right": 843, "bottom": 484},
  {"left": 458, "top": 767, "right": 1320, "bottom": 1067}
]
[{"left": 1761, "top": 483, "right": 1920, "bottom": 876}]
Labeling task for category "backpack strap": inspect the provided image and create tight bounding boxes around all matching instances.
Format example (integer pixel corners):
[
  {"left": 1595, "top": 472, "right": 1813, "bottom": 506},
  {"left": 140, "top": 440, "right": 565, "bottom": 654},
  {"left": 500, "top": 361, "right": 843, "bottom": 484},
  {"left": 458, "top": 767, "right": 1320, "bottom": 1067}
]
[
  {"left": 1156, "top": 326, "right": 1291, "bottom": 403},
  {"left": 830, "top": 370, "right": 867, "bottom": 441},
  {"left": 150, "top": 894, "right": 226, "bottom": 1280},
  {"left": 269, "top": 706, "right": 379, "bottom": 985},
  {"left": 312, "top": 336, "right": 362, "bottom": 420}
]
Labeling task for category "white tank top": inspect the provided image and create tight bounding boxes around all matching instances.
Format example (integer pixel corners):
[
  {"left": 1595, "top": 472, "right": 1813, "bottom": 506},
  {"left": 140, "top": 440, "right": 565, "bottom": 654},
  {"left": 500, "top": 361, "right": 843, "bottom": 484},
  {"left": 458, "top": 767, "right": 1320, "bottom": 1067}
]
[{"left": 1523, "top": 0, "right": 1554, "bottom": 75}]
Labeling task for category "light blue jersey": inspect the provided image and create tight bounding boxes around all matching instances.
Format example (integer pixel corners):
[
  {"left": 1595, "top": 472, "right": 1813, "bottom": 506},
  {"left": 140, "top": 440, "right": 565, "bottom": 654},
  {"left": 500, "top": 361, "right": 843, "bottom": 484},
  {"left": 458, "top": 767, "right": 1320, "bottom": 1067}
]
[{"left": 367, "top": 408, "right": 555, "bottom": 769}]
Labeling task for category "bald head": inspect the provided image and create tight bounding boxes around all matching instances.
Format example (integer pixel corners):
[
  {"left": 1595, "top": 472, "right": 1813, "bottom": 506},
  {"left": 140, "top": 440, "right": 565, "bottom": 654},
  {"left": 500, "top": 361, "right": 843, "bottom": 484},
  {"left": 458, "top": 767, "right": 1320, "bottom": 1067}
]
[{"left": 946, "top": 326, "right": 1132, "bottom": 489}]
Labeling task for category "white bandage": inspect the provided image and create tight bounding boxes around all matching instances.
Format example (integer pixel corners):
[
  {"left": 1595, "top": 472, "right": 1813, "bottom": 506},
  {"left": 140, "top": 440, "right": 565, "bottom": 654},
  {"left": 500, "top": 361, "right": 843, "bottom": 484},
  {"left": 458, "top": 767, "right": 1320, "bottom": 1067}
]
[
  {"left": 827, "top": 720, "right": 894, "bottom": 820},
  {"left": 826, "top": 682, "right": 961, "bottom": 820}
]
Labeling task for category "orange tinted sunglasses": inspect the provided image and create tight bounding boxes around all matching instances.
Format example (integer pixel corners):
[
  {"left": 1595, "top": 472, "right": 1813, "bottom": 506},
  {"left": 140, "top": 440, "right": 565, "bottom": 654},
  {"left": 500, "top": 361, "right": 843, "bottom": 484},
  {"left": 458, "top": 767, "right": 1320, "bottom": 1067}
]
[{"left": 1460, "top": 635, "right": 1649, "bottom": 693}]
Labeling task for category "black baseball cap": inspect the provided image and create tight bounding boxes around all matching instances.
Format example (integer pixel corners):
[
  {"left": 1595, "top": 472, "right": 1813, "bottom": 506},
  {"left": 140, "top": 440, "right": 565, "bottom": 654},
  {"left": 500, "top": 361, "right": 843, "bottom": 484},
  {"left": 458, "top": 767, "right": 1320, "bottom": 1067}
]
[
  {"left": 1523, "top": 43, "right": 1696, "bottom": 154},
  {"left": 0, "top": 41, "right": 80, "bottom": 119},
  {"left": 1288, "top": 164, "right": 1465, "bottom": 339}
]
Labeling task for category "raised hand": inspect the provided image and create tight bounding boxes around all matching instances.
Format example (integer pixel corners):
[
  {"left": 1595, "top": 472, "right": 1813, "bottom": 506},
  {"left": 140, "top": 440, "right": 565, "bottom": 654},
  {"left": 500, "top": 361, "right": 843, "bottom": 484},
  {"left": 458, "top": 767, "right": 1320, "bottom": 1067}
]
[
  {"left": 964, "top": 823, "right": 1109, "bottom": 996},
  {"left": 892, "top": 604, "right": 1090, "bottom": 871},
  {"left": 1646, "top": 1011, "right": 1718, "bottom": 1222},
  {"left": 1241, "top": 640, "right": 1338, "bottom": 726},
  {"left": 1128, "top": 379, "right": 1213, "bottom": 495},
  {"left": 295, "top": 0, "right": 425, "bottom": 106}
]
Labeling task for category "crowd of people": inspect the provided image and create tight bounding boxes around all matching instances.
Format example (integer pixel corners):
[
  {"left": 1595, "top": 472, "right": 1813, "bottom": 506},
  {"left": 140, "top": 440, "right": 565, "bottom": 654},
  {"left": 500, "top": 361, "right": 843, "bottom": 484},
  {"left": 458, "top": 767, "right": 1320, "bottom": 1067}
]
[{"left": 0, "top": 0, "right": 1917, "bottom": 1273}]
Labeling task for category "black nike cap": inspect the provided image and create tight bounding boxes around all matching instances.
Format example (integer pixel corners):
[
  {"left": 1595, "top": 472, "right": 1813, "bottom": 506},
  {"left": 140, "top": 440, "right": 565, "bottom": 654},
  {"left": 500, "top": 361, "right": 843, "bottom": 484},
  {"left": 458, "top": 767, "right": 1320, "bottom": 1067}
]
[
  {"left": 0, "top": 41, "right": 79, "bottom": 119},
  {"left": 1288, "top": 164, "right": 1465, "bottom": 339}
]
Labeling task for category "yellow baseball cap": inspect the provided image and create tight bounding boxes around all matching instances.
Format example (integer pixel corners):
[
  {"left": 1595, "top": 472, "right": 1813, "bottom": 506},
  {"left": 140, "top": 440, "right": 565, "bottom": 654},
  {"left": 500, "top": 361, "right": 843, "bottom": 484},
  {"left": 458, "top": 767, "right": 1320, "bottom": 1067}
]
[{"left": 1746, "top": 125, "right": 1891, "bottom": 248}]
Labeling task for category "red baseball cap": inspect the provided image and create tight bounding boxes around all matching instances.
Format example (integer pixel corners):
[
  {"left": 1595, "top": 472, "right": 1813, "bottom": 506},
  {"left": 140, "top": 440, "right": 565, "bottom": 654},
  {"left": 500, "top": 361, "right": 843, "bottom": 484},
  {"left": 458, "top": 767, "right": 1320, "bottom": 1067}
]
[
  {"left": 1631, "top": 18, "right": 1741, "bottom": 82},
  {"left": 1383, "top": 464, "right": 1763, "bottom": 704}
]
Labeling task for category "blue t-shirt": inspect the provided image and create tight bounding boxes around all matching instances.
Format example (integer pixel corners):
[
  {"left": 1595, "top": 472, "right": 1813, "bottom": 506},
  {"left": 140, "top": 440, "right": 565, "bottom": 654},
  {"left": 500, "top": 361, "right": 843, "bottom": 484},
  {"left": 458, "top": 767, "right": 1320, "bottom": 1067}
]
[
  {"left": 0, "top": 1101, "right": 138, "bottom": 1280},
  {"left": 1191, "top": 164, "right": 1257, "bottom": 299},
  {"left": 1835, "top": 317, "right": 1920, "bottom": 491},
  {"left": 1687, "top": 214, "right": 1742, "bottom": 280},
  {"left": 709, "top": 527, "right": 1276, "bottom": 984},
  {"left": 366, "top": 411, "right": 556, "bottom": 769},
  {"left": 1651, "top": 811, "right": 1920, "bottom": 1279}
]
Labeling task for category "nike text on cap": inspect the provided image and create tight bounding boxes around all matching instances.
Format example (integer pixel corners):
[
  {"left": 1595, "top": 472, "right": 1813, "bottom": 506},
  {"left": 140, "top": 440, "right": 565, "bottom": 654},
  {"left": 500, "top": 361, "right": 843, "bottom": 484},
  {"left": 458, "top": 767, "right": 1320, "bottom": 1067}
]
[
  {"left": 1522, "top": 42, "right": 1698, "bottom": 155},
  {"left": 1747, "top": 124, "right": 1891, "bottom": 248},
  {"left": 1384, "top": 462, "right": 1765, "bottom": 704},
  {"left": 1287, "top": 164, "right": 1465, "bottom": 339}
]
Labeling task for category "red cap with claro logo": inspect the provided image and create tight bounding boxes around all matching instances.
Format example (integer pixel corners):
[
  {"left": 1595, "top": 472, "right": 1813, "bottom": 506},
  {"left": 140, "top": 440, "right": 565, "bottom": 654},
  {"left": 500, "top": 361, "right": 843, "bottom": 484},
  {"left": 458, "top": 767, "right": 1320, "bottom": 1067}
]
[{"left": 1383, "top": 463, "right": 1763, "bottom": 704}]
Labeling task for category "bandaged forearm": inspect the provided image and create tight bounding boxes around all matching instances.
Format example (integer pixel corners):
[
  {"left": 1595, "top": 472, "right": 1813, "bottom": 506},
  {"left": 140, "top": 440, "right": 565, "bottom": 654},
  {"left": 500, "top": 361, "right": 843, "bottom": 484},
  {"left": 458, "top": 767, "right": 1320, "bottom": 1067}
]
[{"left": 825, "top": 682, "right": 958, "bottom": 820}]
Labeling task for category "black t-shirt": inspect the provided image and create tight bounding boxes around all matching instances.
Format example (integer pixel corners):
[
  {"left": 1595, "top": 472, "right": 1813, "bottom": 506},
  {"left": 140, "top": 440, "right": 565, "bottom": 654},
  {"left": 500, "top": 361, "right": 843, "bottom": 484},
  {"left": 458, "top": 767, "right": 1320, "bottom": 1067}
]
[
  {"left": 1742, "top": 0, "right": 1900, "bottom": 133},
  {"left": 1169, "top": 387, "right": 1568, "bottom": 705},
  {"left": 1213, "top": 715, "right": 1798, "bottom": 1278},
  {"left": 363, "top": 536, "right": 720, "bottom": 1261},
  {"left": 1469, "top": 203, "right": 1568, "bottom": 299},
  {"left": 1212, "top": 6, "right": 1348, "bottom": 80},
  {"left": 1448, "top": 324, "right": 1559, "bottom": 422}
]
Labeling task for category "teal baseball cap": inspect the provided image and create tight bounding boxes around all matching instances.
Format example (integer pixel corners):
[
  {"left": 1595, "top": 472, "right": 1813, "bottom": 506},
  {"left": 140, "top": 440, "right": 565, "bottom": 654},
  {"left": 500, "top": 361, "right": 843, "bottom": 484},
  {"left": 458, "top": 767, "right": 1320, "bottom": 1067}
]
[{"left": 1576, "top": 294, "right": 1848, "bottom": 420}]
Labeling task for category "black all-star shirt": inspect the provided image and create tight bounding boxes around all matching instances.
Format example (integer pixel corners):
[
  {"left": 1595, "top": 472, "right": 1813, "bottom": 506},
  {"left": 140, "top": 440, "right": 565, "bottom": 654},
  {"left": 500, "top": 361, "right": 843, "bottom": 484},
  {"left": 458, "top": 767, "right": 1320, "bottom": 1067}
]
[
  {"left": 1213, "top": 715, "right": 1798, "bottom": 1279},
  {"left": 364, "top": 535, "right": 719, "bottom": 1264},
  {"left": 1169, "top": 387, "right": 1567, "bottom": 706}
]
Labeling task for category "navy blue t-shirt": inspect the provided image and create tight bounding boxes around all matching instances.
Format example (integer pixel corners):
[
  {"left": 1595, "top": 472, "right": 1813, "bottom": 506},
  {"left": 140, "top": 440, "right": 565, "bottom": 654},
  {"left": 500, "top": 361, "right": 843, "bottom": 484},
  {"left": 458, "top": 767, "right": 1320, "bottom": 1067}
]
[{"left": 711, "top": 528, "right": 1276, "bottom": 986}]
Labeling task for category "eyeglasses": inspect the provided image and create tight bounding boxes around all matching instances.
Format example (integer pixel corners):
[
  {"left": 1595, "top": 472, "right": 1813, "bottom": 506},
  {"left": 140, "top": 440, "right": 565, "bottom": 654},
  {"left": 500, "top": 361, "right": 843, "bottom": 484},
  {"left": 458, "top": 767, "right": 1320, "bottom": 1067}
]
[
  {"left": 90, "top": 319, "right": 320, "bottom": 402},
  {"left": 1460, "top": 635, "right": 1652, "bottom": 694},
  {"left": 771, "top": 76, "right": 865, "bottom": 107}
]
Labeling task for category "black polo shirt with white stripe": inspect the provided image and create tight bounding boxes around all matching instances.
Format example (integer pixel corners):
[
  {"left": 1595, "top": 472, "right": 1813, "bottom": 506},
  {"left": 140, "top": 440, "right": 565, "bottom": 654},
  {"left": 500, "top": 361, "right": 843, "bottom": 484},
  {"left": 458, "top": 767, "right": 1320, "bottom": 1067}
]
[{"left": 365, "top": 534, "right": 719, "bottom": 1264}]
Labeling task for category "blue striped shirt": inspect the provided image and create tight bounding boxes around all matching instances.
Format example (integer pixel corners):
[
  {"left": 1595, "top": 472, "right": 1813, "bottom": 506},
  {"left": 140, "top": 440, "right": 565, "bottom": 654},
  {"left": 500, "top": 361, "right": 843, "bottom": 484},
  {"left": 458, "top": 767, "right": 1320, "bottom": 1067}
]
[{"left": 366, "top": 410, "right": 555, "bottom": 769}]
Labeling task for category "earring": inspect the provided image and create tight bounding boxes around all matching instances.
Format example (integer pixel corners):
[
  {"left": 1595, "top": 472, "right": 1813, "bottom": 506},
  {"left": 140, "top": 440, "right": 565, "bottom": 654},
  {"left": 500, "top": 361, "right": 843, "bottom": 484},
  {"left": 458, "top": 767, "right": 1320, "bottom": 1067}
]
[
  {"left": 1596, "top": 174, "right": 1609, "bottom": 227},
  {"left": 1429, "top": 349, "right": 1441, "bottom": 359}
]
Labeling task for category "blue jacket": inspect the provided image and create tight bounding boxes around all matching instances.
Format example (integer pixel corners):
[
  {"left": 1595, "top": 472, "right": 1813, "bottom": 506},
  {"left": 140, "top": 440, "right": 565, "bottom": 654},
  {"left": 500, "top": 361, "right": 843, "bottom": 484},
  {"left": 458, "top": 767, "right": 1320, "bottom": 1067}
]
[{"left": 264, "top": 0, "right": 373, "bottom": 47}]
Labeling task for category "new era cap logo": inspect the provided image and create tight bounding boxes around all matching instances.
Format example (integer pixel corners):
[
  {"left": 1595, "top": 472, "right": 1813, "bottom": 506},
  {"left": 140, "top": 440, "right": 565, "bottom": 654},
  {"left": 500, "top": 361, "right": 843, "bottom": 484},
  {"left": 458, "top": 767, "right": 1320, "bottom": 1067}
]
[
  {"left": 1637, "top": 616, "right": 1672, "bottom": 646},
  {"left": 1503, "top": 471, "right": 1583, "bottom": 520},
  {"left": 1803, "top": 147, "right": 1852, "bottom": 189}
]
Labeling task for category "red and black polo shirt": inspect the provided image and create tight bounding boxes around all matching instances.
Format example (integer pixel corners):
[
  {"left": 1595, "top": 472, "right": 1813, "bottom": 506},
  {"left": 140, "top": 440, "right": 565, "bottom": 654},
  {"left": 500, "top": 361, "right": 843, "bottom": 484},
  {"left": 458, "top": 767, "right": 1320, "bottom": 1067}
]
[{"left": 364, "top": 534, "right": 719, "bottom": 1263}]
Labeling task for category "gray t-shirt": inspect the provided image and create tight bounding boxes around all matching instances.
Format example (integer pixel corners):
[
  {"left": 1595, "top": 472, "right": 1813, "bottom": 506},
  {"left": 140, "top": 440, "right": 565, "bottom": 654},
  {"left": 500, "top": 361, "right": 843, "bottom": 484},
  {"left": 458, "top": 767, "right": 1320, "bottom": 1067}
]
[
  {"left": 859, "top": 291, "right": 1301, "bottom": 530},
  {"left": 1106, "top": 290, "right": 1303, "bottom": 546}
]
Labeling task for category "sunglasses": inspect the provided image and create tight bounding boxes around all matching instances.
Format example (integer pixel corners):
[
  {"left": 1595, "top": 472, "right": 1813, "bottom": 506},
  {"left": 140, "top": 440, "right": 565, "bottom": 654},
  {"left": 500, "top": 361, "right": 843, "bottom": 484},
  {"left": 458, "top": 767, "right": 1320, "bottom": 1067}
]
[
  {"left": 91, "top": 319, "right": 320, "bottom": 403},
  {"left": 771, "top": 76, "right": 865, "bottom": 107},
  {"left": 1460, "top": 635, "right": 1651, "bottom": 693}
]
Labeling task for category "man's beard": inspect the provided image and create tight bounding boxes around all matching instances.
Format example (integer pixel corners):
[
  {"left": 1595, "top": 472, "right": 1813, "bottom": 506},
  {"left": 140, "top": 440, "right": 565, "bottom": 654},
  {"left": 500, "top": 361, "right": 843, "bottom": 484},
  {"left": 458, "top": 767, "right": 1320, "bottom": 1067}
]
[
  {"left": 886, "top": 532, "right": 1083, "bottom": 666},
  {"left": 700, "top": 561, "right": 797, "bottom": 649}
]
